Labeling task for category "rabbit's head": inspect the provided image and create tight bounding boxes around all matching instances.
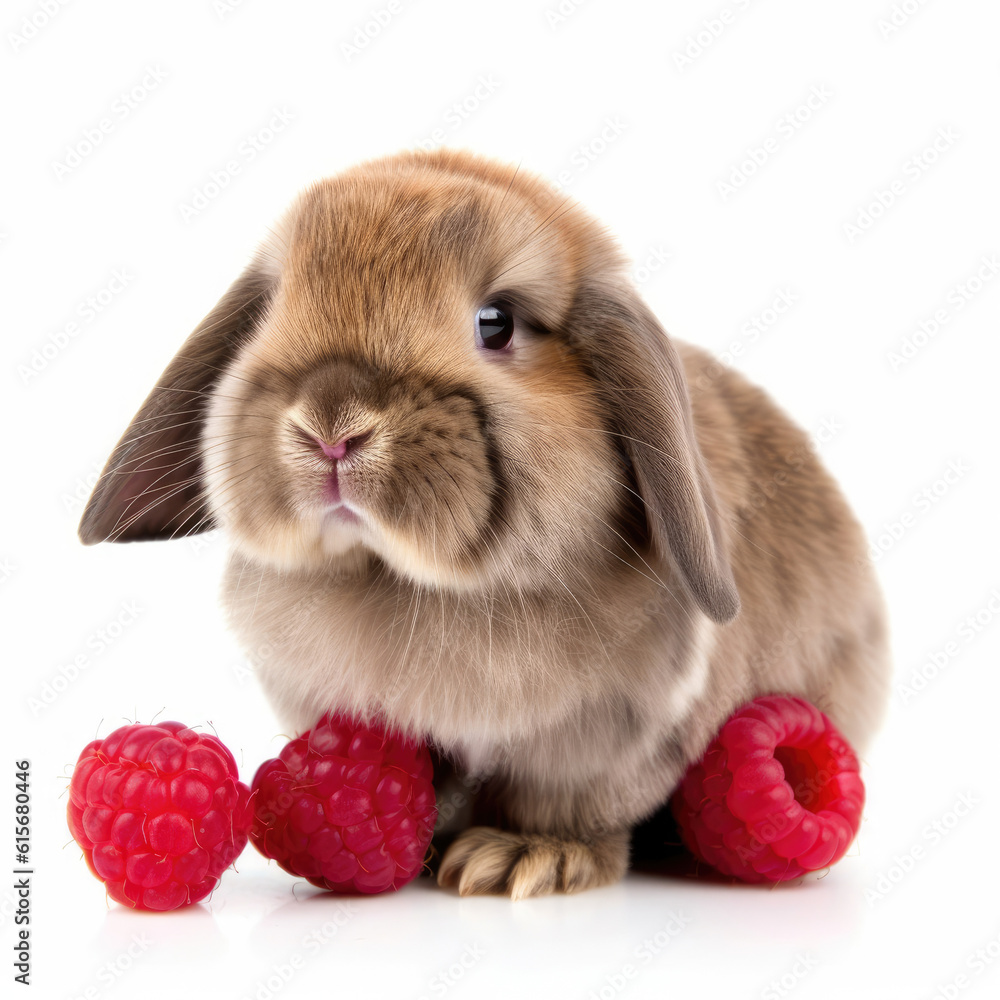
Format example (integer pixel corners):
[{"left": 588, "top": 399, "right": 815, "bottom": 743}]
[{"left": 79, "top": 149, "right": 739, "bottom": 623}]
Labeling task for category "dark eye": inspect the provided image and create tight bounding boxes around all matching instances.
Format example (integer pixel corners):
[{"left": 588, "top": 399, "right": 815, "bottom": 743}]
[{"left": 475, "top": 304, "right": 515, "bottom": 350}]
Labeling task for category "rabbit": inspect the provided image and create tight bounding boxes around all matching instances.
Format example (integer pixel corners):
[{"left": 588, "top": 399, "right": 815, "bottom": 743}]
[{"left": 78, "top": 148, "right": 890, "bottom": 898}]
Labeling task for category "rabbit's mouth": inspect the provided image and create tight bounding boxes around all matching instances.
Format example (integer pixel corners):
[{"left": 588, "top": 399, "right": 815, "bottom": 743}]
[
  {"left": 322, "top": 500, "right": 361, "bottom": 526},
  {"left": 315, "top": 461, "right": 366, "bottom": 544},
  {"left": 317, "top": 503, "right": 364, "bottom": 557}
]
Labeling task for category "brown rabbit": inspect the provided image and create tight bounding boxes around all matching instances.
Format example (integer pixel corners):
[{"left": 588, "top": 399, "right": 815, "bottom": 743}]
[{"left": 79, "top": 148, "right": 890, "bottom": 898}]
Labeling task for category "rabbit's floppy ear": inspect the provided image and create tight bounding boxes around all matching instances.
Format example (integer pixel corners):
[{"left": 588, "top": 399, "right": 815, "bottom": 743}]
[
  {"left": 574, "top": 280, "right": 740, "bottom": 624},
  {"left": 78, "top": 261, "right": 274, "bottom": 544}
]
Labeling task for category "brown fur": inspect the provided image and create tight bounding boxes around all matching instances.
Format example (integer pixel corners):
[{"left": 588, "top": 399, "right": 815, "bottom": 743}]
[{"left": 79, "top": 149, "right": 890, "bottom": 897}]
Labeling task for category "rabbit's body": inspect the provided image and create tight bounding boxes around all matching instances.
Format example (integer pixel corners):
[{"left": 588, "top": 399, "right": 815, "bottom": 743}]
[
  {"left": 80, "top": 149, "right": 889, "bottom": 897},
  {"left": 223, "top": 337, "right": 887, "bottom": 846}
]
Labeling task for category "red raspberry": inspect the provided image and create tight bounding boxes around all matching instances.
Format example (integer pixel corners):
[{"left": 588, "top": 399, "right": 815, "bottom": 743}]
[
  {"left": 67, "top": 721, "right": 252, "bottom": 910},
  {"left": 671, "top": 695, "right": 865, "bottom": 883},
  {"left": 249, "top": 712, "right": 437, "bottom": 894}
]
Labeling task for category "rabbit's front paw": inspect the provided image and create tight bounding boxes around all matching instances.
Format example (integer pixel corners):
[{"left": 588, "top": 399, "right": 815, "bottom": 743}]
[{"left": 437, "top": 826, "right": 628, "bottom": 899}]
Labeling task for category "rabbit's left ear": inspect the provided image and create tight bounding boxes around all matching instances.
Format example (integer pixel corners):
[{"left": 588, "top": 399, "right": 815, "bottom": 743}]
[
  {"left": 78, "top": 261, "right": 274, "bottom": 545},
  {"left": 574, "top": 280, "right": 740, "bottom": 624}
]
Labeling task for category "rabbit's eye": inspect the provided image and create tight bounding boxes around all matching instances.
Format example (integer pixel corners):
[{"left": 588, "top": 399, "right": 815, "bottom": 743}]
[{"left": 475, "top": 304, "right": 514, "bottom": 350}]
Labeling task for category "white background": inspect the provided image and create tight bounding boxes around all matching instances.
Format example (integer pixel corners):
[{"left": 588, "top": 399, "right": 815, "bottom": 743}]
[{"left": 4, "top": 1, "right": 1000, "bottom": 997}]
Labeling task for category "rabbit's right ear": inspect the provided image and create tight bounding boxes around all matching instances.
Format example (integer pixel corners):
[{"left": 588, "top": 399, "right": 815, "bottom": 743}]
[
  {"left": 78, "top": 261, "right": 275, "bottom": 545},
  {"left": 572, "top": 279, "right": 741, "bottom": 625}
]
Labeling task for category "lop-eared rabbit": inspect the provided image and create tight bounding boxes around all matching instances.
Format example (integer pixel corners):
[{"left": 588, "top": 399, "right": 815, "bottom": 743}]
[{"left": 80, "top": 149, "right": 889, "bottom": 898}]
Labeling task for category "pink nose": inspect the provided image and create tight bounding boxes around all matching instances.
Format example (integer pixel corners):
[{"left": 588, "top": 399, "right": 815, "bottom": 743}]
[{"left": 314, "top": 431, "right": 370, "bottom": 461}]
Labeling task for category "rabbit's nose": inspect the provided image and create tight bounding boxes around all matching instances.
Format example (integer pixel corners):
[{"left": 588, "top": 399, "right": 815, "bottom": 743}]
[{"left": 313, "top": 430, "right": 372, "bottom": 461}]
